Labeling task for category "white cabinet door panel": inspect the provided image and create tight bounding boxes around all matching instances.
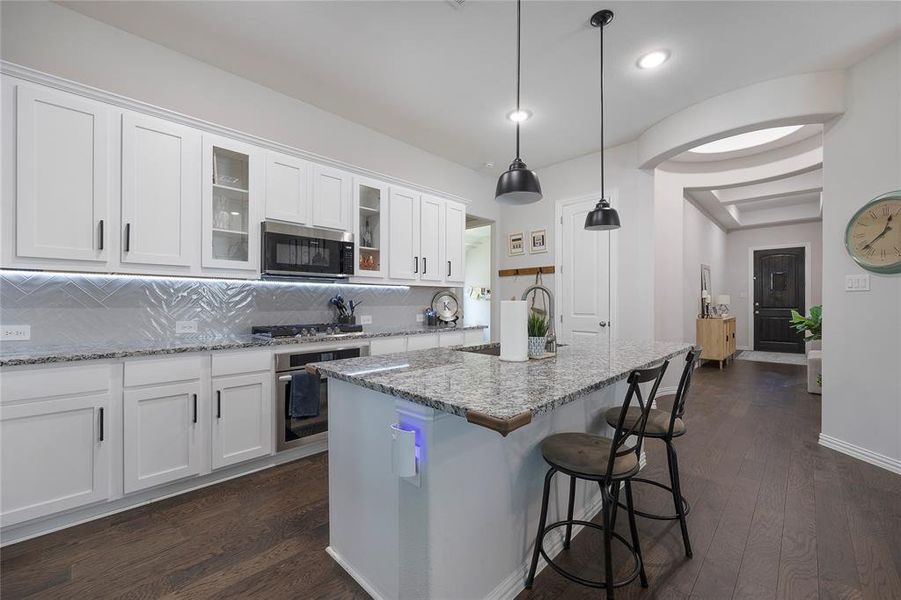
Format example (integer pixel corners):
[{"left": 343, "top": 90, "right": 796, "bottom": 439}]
[
  {"left": 388, "top": 187, "right": 420, "bottom": 280},
  {"left": 15, "top": 85, "right": 109, "bottom": 262},
  {"left": 369, "top": 337, "right": 407, "bottom": 355},
  {"left": 124, "top": 382, "right": 202, "bottom": 493},
  {"left": 407, "top": 333, "right": 439, "bottom": 351},
  {"left": 265, "top": 151, "right": 310, "bottom": 224},
  {"left": 212, "top": 373, "right": 272, "bottom": 469},
  {"left": 444, "top": 200, "right": 465, "bottom": 284},
  {"left": 121, "top": 112, "right": 200, "bottom": 268},
  {"left": 1, "top": 394, "right": 110, "bottom": 526},
  {"left": 311, "top": 165, "right": 351, "bottom": 231},
  {"left": 419, "top": 194, "right": 444, "bottom": 282}
]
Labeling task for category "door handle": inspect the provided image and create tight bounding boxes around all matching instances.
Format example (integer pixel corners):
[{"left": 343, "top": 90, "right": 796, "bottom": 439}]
[
  {"left": 192, "top": 393, "right": 197, "bottom": 424},
  {"left": 423, "top": 257, "right": 427, "bottom": 274},
  {"left": 599, "top": 321, "right": 607, "bottom": 327},
  {"left": 278, "top": 375, "right": 292, "bottom": 382},
  {"left": 216, "top": 390, "right": 221, "bottom": 419},
  {"left": 414, "top": 256, "right": 419, "bottom": 273},
  {"left": 447, "top": 260, "right": 452, "bottom": 277},
  {"left": 755, "top": 311, "right": 760, "bottom": 315},
  {"left": 98, "top": 407, "right": 104, "bottom": 442},
  {"left": 98, "top": 219, "right": 104, "bottom": 250},
  {"left": 124, "top": 223, "right": 131, "bottom": 252}
]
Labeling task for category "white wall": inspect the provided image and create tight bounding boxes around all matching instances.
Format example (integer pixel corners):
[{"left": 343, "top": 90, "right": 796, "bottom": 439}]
[
  {"left": 0, "top": 1, "right": 499, "bottom": 221},
  {"left": 821, "top": 40, "right": 901, "bottom": 467},
  {"left": 682, "top": 201, "right": 727, "bottom": 342},
  {"left": 725, "top": 221, "right": 823, "bottom": 349}
]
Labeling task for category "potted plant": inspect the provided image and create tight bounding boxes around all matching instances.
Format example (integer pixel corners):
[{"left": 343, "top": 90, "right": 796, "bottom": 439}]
[
  {"left": 527, "top": 312, "right": 549, "bottom": 358},
  {"left": 790, "top": 305, "right": 822, "bottom": 394}
]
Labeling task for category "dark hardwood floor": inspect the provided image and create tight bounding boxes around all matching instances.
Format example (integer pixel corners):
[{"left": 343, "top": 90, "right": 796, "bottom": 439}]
[{"left": 2, "top": 360, "right": 900, "bottom": 599}]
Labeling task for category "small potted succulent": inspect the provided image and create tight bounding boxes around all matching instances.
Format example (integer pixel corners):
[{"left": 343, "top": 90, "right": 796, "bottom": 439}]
[{"left": 527, "top": 312, "right": 549, "bottom": 358}]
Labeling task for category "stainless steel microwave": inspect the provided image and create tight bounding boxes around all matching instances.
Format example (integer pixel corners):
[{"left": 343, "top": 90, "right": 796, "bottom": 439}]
[{"left": 261, "top": 221, "right": 355, "bottom": 279}]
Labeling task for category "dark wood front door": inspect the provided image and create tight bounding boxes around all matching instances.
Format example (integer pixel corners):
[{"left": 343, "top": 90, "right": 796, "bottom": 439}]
[{"left": 754, "top": 247, "right": 805, "bottom": 353}]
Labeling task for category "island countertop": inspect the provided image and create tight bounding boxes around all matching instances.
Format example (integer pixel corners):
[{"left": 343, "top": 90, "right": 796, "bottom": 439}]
[{"left": 312, "top": 339, "right": 692, "bottom": 435}]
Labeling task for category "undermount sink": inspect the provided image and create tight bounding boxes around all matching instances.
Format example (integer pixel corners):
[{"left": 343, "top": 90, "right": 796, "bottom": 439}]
[{"left": 456, "top": 344, "right": 501, "bottom": 356}]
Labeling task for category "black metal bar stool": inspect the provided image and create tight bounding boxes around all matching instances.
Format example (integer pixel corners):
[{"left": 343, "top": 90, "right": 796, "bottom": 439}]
[
  {"left": 604, "top": 347, "right": 702, "bottom": 558},
  {"left": 525, "top": 361, "right": 669, "bottom": 600}
]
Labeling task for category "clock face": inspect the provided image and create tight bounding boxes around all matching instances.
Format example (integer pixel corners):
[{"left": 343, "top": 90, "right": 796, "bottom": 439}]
[{"left": 846, "top": 191, "right": 901, "bottom": 274}]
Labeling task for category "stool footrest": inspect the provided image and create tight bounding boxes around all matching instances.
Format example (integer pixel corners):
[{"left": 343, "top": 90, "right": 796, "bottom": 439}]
[
  {"left": 617, "top": 477, "right": 691, "bottom": 521},
  {"left": 536, "top": 519, "right": 642, "bottom": 589}
]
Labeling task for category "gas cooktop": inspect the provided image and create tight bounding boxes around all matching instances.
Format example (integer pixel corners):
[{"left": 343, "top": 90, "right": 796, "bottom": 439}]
[{"left": 251, "top": 323, "right": 364, "bottom": 339}]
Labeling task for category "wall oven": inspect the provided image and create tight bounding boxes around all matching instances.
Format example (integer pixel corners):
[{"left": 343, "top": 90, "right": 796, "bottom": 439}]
[
  {"left": 261, "top": 221, "right": 355, "bottom": 279},
  {"left": 276, "top": 345, "right": 369, "bottom": 451}
]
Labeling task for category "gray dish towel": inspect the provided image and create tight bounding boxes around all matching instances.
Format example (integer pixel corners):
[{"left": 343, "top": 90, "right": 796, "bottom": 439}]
[{"left": 289, "top": 370, "right": 321, "bottom": 418}]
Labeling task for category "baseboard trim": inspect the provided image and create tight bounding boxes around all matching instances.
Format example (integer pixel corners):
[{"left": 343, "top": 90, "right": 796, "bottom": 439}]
[
  {"left": 325, "top": 546, "right": 388, "bottom": 600},
  {"left": 819, "top": 433, "right": 901, "bottom": 475}
]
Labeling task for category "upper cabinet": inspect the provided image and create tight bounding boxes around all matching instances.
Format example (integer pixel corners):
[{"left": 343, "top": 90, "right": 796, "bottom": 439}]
[
  {"left": 311, "top": 165, "right": 352, "bottom": 231},
  {"left": 354, "top": 177, "right": 388, "bottom": 278},
  {"left": 388, "top": 186, "right": 421, "bottom": 281},
  {"left": 121, "top": 112, "right": 201, "bottom": 268},
  {"left": 15, "top": 85, "right": 110, "bottom": 262},
  {"left": 202, "top": 135, "right": 262, "bottom": 271},
  {"left": 444, "top": 200, "right": 465, "bottom": 284},
  {"left": 419, "top": 194, "right": 444, "bottom": 282},
  {"left": 265, "top": 151, "right": 310, "bottom": 224}
]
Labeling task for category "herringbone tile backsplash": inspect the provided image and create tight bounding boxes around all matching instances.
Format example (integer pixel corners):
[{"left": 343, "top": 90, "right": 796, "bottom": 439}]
[{"left": 0, "top": 272, "right": 451, "bottom": 346}]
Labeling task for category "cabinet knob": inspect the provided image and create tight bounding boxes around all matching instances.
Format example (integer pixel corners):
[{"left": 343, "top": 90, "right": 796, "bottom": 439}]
[{"left": 599, "top": 321, "right": 607, "bottom": 327}]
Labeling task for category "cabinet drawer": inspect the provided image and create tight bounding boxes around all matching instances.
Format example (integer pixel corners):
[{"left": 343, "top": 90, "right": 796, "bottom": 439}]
[
  {"left": 464, "top": 329, "right": 486, "bottom": 346},
  {"left": 212, "top": 350, "right": 272, "bottom": 377},
  {"left": 407, "top": 333, "right": 439, "bottom": 351},
  {"left": 124, "top": 355, "right": 204, "bottom": 387},
  {"left": 1, "top": 363, "right": 110, "bottom": 403},
  {"left": 438, "top": 331, "right": 464, "bottom": 347},
  {"left": 370, "top": 337, "right": 407, "bottom": 356}
]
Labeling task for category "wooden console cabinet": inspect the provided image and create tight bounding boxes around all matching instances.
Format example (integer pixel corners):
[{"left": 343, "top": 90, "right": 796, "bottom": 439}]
[{"left": 697, "top": 316, "right": 736, "bottom": 369}]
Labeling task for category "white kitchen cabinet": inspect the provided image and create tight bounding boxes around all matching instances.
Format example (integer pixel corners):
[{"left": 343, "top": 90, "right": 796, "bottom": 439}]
[
  {"left": 212, "top": 372, "right": 272, "bottom": 469},
  {"left": 370, "top": 336, "right": 407, "bottom": 355},
  {"left": 123, "top": 381, "right": 203, "bottom": 493},
  {"left": 202, "top": 135, "right": 262, "bottom": 271},
  {"left": 419, "top": 194, "right": 445, "bottom": 283},
  {"left": 15, "top": 84, "right": 110, "bottom": 263},
  {"left": 354, "top": 177, "right": 388, "bottom": 279},
  {"left": 407, "top": 333, "right": 440, "bottom": 351},
  {"left": 121, "top": 112, "right": 201, "bottom": 268},
  {"left": 265, "top": 151, "right": 311, "bottom": 224},
  {"left": 1, "top": 393, "right": 110, "bottom": 526},
  {"left": 444, "top": 200, "right": 466, "bottom": 284},
  {"left": 438, "top": 331, "right": 465, "bottom": 347},
  {"left": 464, "top": 329, "right": 486, "bottom": 345},
  {"left": 388, "top": 186, "right": 421, "bottom": 281},
  {"left": 311, "top": 165, "right": 352, "bottom": 231}
]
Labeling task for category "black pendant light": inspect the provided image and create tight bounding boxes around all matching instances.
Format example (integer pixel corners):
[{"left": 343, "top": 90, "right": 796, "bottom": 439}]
[
  {"left": 495, "top": 0, "right": 542, "bottom": 204},
  {"left": 584, "top": 9, "right": 621, "bottom": 230}
]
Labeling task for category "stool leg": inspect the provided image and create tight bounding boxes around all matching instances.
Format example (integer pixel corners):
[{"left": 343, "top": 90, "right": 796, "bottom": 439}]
[
  {"left": 624, "top": 479, "right": 648, "bottom": 587},
  {"left": 526, "top": 468, "right": 555, "bottom": 588},
  {"left": 667, "top": 441, "right": 693, "bottom": 558},
  {"left": 563, "top": 475, "right": 576, "bottom": 549},
  {"left": 599, "top": 482, "right": 615, "bottom": 600},
  {"left": 609, "top": 480, "right": 621, "bottom": 533}
]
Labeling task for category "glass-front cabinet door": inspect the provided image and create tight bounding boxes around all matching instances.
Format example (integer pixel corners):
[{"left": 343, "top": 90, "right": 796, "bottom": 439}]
[
  {"left": 202, "top": 135, "right": 261, "bottom": 272},
  {"left": 354, "top": 177, "right": 388, "bottom": 278}
]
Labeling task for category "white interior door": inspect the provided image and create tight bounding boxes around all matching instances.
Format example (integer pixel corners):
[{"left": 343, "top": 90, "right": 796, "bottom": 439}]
[{"left": 558, "top": 197, "right": 612, "bottom": 343}]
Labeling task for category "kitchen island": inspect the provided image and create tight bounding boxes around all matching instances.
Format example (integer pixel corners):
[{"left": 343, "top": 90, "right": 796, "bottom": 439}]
[{"left": 312, "top": 339, "right": 691, "bottom": 600}]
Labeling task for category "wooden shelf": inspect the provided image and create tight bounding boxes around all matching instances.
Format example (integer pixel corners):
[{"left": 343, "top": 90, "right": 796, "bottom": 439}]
[{"left": 498, "top": 265, "right": 555, "bottom": 277}]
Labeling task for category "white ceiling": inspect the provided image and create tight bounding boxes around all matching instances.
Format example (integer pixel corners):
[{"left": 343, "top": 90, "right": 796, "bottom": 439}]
[{"left": 62, "top": 1, "right": 899, "bottom": 172}]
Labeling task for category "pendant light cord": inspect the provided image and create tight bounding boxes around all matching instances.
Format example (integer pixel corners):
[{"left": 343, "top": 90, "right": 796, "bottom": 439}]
[
  {"left": 515, "top": 0, "right": 522, "bottom": 160},
  {"left": 599, "top": 18, "right": 605, "bottom": 200}
]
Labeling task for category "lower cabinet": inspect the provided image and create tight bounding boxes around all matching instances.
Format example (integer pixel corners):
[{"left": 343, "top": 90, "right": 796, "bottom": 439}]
[
  {"left": 123, "top": 381, "right": 203, "bottom": 494},
  {"left": 212, "top": 372, "right": 272, "bottom": 470},
  {"left": 407, "top": 333, "right": 440, "bottom": 351},
  {"left": 1, "top": 393, "right": 110, "bottom": 526}
]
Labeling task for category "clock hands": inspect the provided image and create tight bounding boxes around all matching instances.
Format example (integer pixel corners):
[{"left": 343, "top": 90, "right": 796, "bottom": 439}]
[{"left": 861, "top": 213, "right": 893, "bottom": 251}]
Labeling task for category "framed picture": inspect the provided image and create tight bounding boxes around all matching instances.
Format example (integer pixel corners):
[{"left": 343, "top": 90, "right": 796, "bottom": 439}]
[
  {"left": 508, "top": 232, "right": 524, "bottom": 256},
  {"left": 529, "top": 229, "right": 547, "bottom": 254}
]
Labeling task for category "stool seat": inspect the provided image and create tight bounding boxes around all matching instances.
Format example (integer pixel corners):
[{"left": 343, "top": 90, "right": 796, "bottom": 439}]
[
  {"left": 542, "top": 432, "right": 640, "bottom": 479},
  {"left": 604, "top": 406, "right": 685, "bottom": 437}
]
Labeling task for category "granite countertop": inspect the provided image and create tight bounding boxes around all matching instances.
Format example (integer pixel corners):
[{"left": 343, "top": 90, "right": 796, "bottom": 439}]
[
  {"left": 311, "top": 339, "right": 692, "bottom": 435},
  {"left": 0, "top": 324, "right": 487, "bottom": 367}
]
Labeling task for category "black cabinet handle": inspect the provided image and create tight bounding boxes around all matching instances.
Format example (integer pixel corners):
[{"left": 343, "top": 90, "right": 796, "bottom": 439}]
[
  {"left": 98, "top": 219, "right": 104, "bottom": 250},
  {"left": 216, "top": 390, "right": 221, "bottom": 419},
  {"left": 98, "top": 407, "right": 104, "bottom": 442},
  {"left": 447, "top": 260, "right": 451, "bottom": 277},
  {"left": 124, "top": 223, "right": 131, "bottom": 252},
  {"left": 422, "top": 257, "right": 427, "bottom": 274},
  {"left": 414, "top": 256, "right": 418, "bottom": 273},
  {"left": 192, "top": 393, "right": 198, "bottom": 424}
]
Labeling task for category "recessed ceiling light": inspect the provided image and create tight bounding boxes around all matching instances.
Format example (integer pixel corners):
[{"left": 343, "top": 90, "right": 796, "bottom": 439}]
[
  {"left": 690, "top": 125, "right": 804, "bottom": 154},
  {"left": 507, "top": 109, "right": 532, "bottom": 123},
  {"left": 637, "top": 50, "right": 669, "bottom": 70}
]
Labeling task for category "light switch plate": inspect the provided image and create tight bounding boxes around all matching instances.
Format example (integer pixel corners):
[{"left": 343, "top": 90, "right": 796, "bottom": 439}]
[
  {"left": 845, "top": 274, "right": 870, "bottom": 291},
  {"left": 176, "top": 320, "right": 198, "bottom": 334},
  {"left": 359, "top": 315, "right": 373, "bottom": 325},
  {"left": 1, "top": 325, "right": 31, "bottom": 341}
]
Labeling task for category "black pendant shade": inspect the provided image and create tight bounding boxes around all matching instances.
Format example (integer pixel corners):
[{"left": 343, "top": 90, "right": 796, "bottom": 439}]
[
  {"left": 584, "top": 9, "right": 621, "bottom": 230},
  {"left": 495, "top": 0, "right": 542, "bottom": 204},
  {"left": 496, "top": 158, "right": 542, "bottom": 204}
]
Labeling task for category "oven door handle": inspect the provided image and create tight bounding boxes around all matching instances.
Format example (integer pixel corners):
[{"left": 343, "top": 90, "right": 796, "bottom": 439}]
[{"left": 278, "top": 375, "right": 293, "bottom": 382}]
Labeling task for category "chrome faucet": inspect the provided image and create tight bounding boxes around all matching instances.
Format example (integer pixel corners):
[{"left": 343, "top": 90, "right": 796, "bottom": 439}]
[{"left": 521, "top": 284, "right": 556, "bottom": 354}]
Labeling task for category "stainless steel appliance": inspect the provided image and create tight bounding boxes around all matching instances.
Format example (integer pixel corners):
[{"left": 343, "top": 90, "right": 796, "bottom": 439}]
[
  {"left": 261, "top": 221, "right": 355, "bottom": 279},
  {"left": 273, "top": 342, "right": 369, "bottom": 451}
]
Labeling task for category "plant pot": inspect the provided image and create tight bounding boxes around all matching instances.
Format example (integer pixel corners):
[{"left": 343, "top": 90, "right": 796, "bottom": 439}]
[
  {"left": 528, "top": 336, "right": 547, "bottom": 358},
  {"left": 807, "top": 350, "right": 822, "bottom": 395},
  {"left": 337, "top": 314, "right": 356, "bottom": 325}
]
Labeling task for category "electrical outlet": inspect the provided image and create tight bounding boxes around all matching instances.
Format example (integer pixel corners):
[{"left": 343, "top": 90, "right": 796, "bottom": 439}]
[
  {"left": 176, "top": 320, "right": 198, "bottom": 334},
  {"left": 1, "top": 325, "right": 31, "bottom": 341},
  {"left": 359, "top": 315, "right": 373, "bottom": 325},
  {"left": 845, "top": 274, "right": 870, "bottom": 292},
  {"left": 415, "top": 314, "right": 425, "bottom": 323}
]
